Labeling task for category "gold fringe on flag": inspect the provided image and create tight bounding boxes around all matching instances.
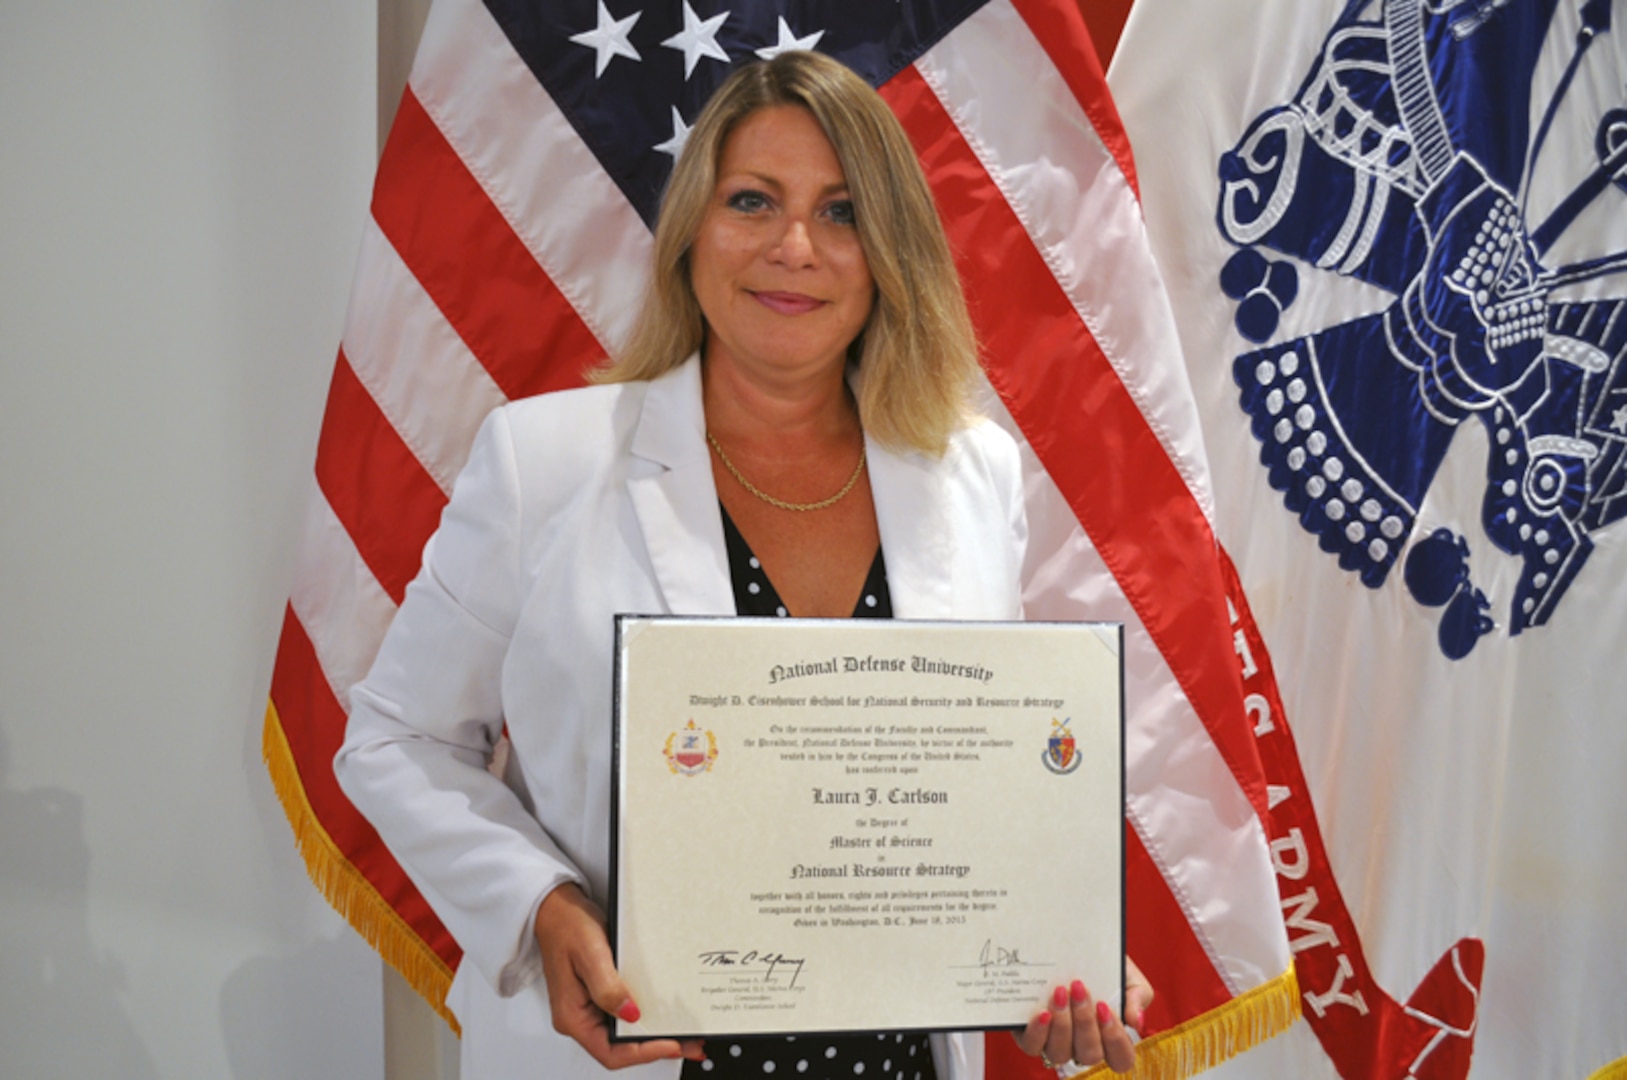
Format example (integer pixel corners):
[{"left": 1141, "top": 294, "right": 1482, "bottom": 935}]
[
  {"left": 263, "top": 700, "right": 461, "bottom": 1034},
  {"left": 1587, "top": 1056, "right": 1627, "bottom": 1080},
  {"left": 1068, "top": 965, "right": 1302, "bottom": 1080}
]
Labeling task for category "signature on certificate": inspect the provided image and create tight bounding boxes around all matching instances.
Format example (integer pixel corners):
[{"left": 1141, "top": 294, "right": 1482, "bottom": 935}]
[
  {"left": 971, "top": 938, "right": 1049, "bottom": 972},
  {"left": 698, "top": 949, "right": 806, "bottom": 988}
]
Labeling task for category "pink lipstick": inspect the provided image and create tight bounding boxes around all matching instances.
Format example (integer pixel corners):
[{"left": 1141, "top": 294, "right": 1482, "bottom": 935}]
[{"left": 751, "top": 290, "right": 825, "bottom": 315}]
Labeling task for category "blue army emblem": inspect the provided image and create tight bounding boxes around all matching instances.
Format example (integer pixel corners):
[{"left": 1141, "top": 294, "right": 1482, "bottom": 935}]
[
  {"left": 663, "top": 719, "right": 718, "bottom": 776},
  {"left": 1215, "top": 0, "right": 1626, "bottom": 659},
  {"left": 1043, "top": 718, "right": 1081, "bottom": 775}
]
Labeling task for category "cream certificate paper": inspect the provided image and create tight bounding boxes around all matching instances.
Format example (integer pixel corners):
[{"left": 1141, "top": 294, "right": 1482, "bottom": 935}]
[{"left": 610, "top": 617, "right": 1123, "bottom": 1039}]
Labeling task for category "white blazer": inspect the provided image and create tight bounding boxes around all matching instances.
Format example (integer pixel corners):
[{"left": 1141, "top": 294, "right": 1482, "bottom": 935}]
[{"left": 336, "top": 356, "right": 1027, "bottom": 1079}]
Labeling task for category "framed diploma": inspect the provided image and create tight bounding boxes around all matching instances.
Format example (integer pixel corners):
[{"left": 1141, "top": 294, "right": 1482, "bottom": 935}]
[{"left": 610, "top": 616, "right": 1123, "bottom": 1040}]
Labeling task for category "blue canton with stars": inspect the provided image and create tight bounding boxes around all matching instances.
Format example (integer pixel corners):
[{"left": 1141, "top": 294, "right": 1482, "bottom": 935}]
[
  {"left": 483, "top": 0, "right": 986, "bottom": 226},
  {"left": 1215, "top": 0, "right": 1627, "bottom": 659}
]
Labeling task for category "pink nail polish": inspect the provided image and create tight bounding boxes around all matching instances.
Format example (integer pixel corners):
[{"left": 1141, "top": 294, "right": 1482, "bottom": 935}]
[
  {"left": 1096, "top": 1001, "right": 1113, "bottom": 1025},
  {"left": 1071, "top": 980, "right": 1088, "bottom": 1003},
  {"left": 1052, "top": 986, "right": 1068, "bottom": 1010},
  {"left": 617, "top": 1001, "right": 641, "bottom": 1023},
  {"left": 1036, "top": 1010, "right": 1052, "bottom": 1026}
]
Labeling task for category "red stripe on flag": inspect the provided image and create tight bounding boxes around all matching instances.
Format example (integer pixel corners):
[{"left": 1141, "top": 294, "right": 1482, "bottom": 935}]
[
  {"left": 881, "top": 67, "right": 1269, "bottom": 816},
  {"left": 269, "top": 605, "right": 461, "bottom": 969},
  {"left": 313, "top": 349, "right": 448, "bottom": 605},
  {"left": 1007, "top": 0, "right": 1139, "bottom": 197},
  {"left": 1077, "top": 0, "right": 1135, "bottom": 67},
  {"left": 373, "top": 87, "right": 604, "bottom": 400}
]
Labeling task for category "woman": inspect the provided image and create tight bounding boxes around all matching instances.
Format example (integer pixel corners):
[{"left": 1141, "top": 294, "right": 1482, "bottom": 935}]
[{"left": 336, "top": 50, "right": 1146, "bottom": 1079}]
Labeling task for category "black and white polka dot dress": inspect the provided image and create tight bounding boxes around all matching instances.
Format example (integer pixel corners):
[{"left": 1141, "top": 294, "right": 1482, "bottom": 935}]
[
  {"left": 719, "top": 502, "right": 892, "bottom": 621},
  {"left": 686, "top": 1032, "right": 936, "bottom": 1080},
  {"left": 683, "top": 505, "right": 934, "bottom": 1080}
]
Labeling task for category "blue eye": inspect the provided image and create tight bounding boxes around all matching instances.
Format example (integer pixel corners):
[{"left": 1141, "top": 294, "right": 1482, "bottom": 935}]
[
  {"left": 726, "top": 190, "right": 769, "bottom": 213},
  {"left": 827, "top": 200, "right": 856, "bottom": 226}
]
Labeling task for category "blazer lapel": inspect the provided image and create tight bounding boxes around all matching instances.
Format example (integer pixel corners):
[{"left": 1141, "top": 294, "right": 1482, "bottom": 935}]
[
  {"left": 868, "top": 434, "right": 953, "bottom": 619},
  {"left": 626, "top": 357, "right": 735, "bottom": 616},
  {"left": 626, "top": 357, "right": 956, "bottom": 619}
]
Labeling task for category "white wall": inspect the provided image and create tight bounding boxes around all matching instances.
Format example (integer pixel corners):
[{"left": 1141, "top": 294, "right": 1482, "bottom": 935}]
[{"left": 0, "top": 4, "right": 384, "bottom": 1077}]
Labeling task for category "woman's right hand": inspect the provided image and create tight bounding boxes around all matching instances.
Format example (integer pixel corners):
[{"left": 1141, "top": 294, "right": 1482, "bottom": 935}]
[
  {"left": 1013, "top": 960, "right": 1152, "bottom": 1074},
  {"left": 535, "top": 883, "right": 706, "bottom": 1069}
]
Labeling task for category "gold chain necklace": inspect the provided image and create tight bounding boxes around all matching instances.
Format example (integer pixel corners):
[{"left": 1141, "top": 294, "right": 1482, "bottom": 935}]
[{"left": 706, "top": 430, "right": 867, "bottom": 512}]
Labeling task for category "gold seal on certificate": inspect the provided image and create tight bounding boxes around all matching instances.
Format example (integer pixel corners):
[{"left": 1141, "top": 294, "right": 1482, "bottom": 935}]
[{"left": 610, "top": 617, "right": 1124, "bottom": 1040}]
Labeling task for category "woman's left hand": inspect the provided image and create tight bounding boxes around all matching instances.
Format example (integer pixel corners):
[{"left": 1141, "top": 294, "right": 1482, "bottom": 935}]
[{"left": 1013, "top": 960, "right": 1153, "bottom": 1074}]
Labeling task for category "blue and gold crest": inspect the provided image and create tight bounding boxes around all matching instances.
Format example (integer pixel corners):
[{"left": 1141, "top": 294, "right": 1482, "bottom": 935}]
[{"left": 1043, "top": 718, "right": 1081, "bottom": 775}]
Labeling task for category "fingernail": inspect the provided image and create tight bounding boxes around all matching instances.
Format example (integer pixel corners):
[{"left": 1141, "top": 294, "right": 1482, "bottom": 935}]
[
  {"left": 617, "top": 1001, "right": 641, "bottom": 1023},
  {"left": 1096, "top": 1001, "right": 1112, "bottom": 1025},
  {"left": 1052, "top": 986, "right": 1068, "bottom": 1010},
  {"left": 1036, "top": 1010, "right": 1052, "bottom": 1026},
  {"left": 1071, "top": 980, "right": 1088, "bottom": 1004}
]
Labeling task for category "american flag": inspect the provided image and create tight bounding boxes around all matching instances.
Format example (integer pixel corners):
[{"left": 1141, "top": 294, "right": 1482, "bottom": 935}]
[{"left": 265, "top": 1, "right": 1297, "bottom": 1073}]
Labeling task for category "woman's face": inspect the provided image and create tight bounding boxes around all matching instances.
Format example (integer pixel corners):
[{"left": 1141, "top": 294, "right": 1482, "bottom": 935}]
[{"left": 690, "top": 105, "right": 875, "bottom": 390}]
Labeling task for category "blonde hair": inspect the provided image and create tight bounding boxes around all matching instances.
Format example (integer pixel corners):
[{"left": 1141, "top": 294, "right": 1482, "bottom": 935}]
[{"left": 594, "top": 51, "right": 978, "bottom": 457}]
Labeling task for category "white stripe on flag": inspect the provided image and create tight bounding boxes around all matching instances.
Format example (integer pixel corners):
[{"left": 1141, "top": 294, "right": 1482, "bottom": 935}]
[
  {"left": 412, "top": 0, "right": 654, "bottom": 357},
  {"left": 290, "top": 484, "right": 399, "bottom": 711},
  {"left": 933, "top": 3, "right": 1287, "bottom": 990},
  {"left": 917, "top": 0, "right": 1217, "bottom": 524},
  {"left": 344, "top": 219, "right": 509, "bottom": 494},
  {"left": 998, "top": 398, "right": 1283, "bottom": 994}
]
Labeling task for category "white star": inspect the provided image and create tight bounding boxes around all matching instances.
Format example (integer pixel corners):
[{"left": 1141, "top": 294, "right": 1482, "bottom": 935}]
[
  {"left": 755, "top": 16, "right": 824, "bottom": 60},
  {"left": 662, "top": 2, "right": 730, "bottom": 79},
  {"left": 1611, "top": 404, "right": 1627, "bottom": 434},
  {"left": 654, "top": 106, "right": 693, "bottom": 161},
  {"left": 569, "top": 1, "right": 642, "bottom": 79}
]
